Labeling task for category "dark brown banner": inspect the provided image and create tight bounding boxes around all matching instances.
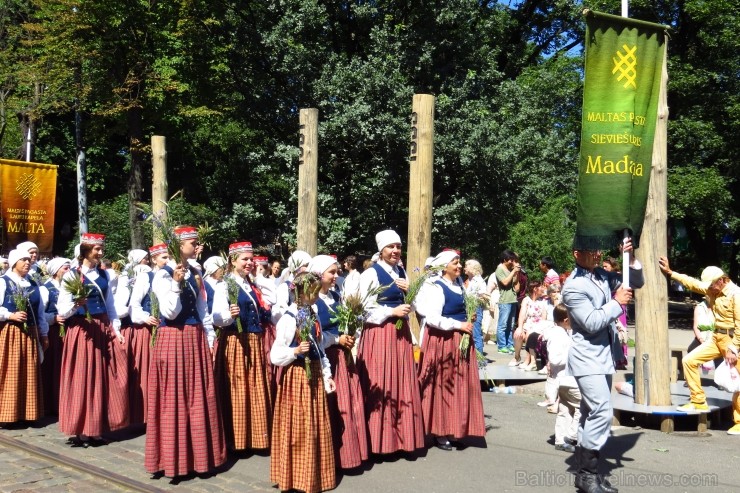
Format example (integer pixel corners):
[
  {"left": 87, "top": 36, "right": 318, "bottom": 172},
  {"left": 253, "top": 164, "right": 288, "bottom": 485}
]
[{"left": 0, "top": 159, "right": 58, "bottom": 254}]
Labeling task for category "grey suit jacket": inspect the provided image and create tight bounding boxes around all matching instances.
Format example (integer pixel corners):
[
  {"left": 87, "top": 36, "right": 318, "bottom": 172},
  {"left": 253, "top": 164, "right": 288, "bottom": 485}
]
[{"left": 563, "top": 264, "right": 645, "bottom": 377}]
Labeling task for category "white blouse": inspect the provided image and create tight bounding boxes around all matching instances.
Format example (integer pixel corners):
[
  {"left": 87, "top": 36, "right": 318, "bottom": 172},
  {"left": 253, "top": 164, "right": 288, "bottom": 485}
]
[{"left": 57, "top": 265, "right": 120, "bottom": 333}]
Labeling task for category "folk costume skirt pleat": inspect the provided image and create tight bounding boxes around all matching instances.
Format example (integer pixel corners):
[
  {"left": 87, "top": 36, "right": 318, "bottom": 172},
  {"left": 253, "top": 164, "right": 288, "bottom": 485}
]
[
  {"left": 262, "top": 321, "right": 279, "bottom": 402},
  {"left": 41, "top": 322, "right": 63, "bottom": 415},
  {"left": 145, "top": 324, "right": 226, "bottom": 478},
  {"left": 59, "top": 315, "right": 128, "bottom": 436},
  {"left": 417, "top": 327, "right": 486, "bottom": 439},
  {"left": 121, "top": 324, "right": 152, "bottom": 426},
  {"left": 271, "top": 360, "right": 336, "bottom": 493},
  {"left": 0, "top": 322, "right": 42, "bottom": 423},
  {"left": 325, "top": 345, "right": 369, "bottom": 469},
  {"left": 214, "top": 331, "right": 272, "bottom": 451},
  {"left": 356, "top": 320, "right": 424, "bottom": 455}
]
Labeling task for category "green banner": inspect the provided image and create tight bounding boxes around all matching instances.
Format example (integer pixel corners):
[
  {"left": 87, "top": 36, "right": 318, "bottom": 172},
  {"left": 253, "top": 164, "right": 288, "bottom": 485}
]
[{"left": 574, "top": 10, "right": 668, "bottom": 250}]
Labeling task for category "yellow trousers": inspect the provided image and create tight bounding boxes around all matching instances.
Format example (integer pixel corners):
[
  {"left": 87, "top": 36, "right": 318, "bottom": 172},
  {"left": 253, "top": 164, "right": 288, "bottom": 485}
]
[{"left": 683, "top": 332, "right": 740, "bottom": 423}]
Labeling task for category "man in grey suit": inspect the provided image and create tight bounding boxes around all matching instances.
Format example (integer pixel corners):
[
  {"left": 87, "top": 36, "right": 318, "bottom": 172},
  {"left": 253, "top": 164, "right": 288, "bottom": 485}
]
[{"left": 562, "top": 239, "right": 644, "bottom": 493}]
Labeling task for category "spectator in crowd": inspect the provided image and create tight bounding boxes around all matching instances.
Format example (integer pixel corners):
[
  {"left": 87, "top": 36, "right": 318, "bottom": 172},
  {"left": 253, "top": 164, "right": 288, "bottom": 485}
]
[
  {"left": 540, "top": 256, "right": 560, "bottom": 287},
  {"left": 495, "top": 250, "right": 520, "bottom": 354},
  {"left": 547, "top": 304, "right": 580, "bottom": 453},
  {"left": 464, "top": 259, "right": 487, "bottom": 355}
]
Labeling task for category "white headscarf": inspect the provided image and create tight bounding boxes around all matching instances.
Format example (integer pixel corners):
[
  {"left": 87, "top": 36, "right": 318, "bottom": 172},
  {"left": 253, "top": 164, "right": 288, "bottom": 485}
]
[
  {"left": 203, "top": 256, "right": 226, "bottom": 278},
  {"left": 308, "top": 255, "right": 337, "bottom": 276},
  {"left": 47, "top": 257, "right": 71, "bottom": 277}
]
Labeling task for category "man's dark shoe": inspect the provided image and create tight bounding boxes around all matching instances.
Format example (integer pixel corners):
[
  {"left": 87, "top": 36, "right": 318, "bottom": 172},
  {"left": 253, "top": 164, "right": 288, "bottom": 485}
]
[
  {"left": 598, "top": 475, "right": 618, "bottom": 493},
  {"left": 555, "top": 443, "right": 575, "bottom": 453}
]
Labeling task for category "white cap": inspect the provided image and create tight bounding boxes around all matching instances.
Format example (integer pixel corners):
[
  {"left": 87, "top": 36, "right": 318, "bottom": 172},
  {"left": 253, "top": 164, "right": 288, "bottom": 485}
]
[
  {"left": 375, "top": 229, "right": 402, "bottom": 252},
  {"left": 17, "top": 241, "right": 39, "bottom": 253},
  {"left": 47, "top": 257, "right": 71, "bottom": 277},
  {"left": 308, "top": 255, "right": 337, "bottom": 276},
  {"left": 128, "top": 249, "right": 148, "bottom": 265},
  {"left": 288, "top": 250, "right": 312, "bottom": 274},
  {"left": 432, "top": 250, "right": 459, "bottom": 269},
  {"left": 8, "top": 248, "right": 31, "bottom": 270},
  {"left": 203, "top": 256, "right": 226, "bottom": 278},
  {"left": 700, "top": 266, "right": 725, "bottom": 289}
]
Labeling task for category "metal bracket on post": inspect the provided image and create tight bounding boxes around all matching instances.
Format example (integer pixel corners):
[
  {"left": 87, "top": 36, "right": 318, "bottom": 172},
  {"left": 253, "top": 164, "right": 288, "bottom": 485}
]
[{"left": 642, "top": 353, "right": 650, "bottom": 406}]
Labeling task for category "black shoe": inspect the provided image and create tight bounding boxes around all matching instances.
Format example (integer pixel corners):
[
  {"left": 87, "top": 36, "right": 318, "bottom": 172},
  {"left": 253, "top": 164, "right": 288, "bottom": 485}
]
[
  {"left": 435, "top": 442, "right": 453, "bottom": 451},
  {"left": 575, "top": 472, "right": 606, "bottom": 493},
  {"left": 88, "top": 437, "right": 109, "bottom": 447},
  {"left": 598, "top": 475, "right": 618, "bottom": 493},
  {"left": 67, "top": 436, "right": 89, "bottom": 448},
  {"left": 565, "top": 436, "right": 578, "bottom": 446}
]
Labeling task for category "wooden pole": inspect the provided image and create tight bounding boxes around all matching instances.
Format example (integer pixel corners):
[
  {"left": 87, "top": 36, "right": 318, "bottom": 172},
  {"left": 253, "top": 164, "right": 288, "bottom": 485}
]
[
  {"left": 407, "top": 94, "right": 435, "bottom": 343},
  {"left": 297, "top": 109, "right": 319, "bottom": 256},
  {"left": 634, "top": 40, "right": 671, "bottom": 423},
  {"left": 151, "top": 135, "right": 168, "bottom": 244}
]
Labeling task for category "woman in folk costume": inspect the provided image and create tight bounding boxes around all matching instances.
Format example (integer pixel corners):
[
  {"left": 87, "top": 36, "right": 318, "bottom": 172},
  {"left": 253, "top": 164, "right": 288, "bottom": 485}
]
[
  {"left": 39, "top": 257, "right": 71, "bottom": 416},
  {"left": 211, "top": 242, "right": 273, "bottom": 452},
  {"left": 357, "top": 230, "right": 424, "bottom": 454},
  {"left": 16, "top": 241, "right": 42, "bottom": 282},
  {"left": 309, "top": 254, "right": 369, "bottom": 469},
  {"left": 0, "top": 248, "right": 49, "bottom": 424},
  {"left": 356, "top": 229, "right": 424, "bottom": 455},
  {"left": 415, "top": 250, "right": 485, "bottom": 451},
  {"left": 115, "top": 249, "right": 150, "bottom": 427},
  {"left": 272, "top": 249, "right": 312, "bottom": 322},
  {"left": 127, "top": 243, "right": 170, "bottom": 425},
  {"left": 270, "top": 271, "right": 336, "bottom": 493},
  {"left": 203, "top": 256, "right": 227, "bottom": 350},
  {"left": 144, "top": 227, "right": 225, "bottom": 478},
  {"left": 57, "top": 233, "right": 128, "bottom": 445}
]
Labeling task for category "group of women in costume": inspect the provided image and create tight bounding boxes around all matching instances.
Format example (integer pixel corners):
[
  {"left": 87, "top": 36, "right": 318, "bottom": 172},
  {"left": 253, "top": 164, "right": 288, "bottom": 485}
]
[{"left": 0, "top": 228, "right": 485, "bottom": 493}]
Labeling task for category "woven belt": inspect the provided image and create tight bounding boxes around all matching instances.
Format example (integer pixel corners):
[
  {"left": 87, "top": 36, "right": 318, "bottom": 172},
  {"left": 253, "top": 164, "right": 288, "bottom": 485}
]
[{"left": 715, "top": 327, "right": 734, "bottom": 336}]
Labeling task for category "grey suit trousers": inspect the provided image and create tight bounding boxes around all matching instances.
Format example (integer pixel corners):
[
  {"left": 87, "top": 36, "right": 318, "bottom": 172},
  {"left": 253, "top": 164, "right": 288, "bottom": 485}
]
[{"left": 576, "top": 374, "right": 613, "bottom": 450}]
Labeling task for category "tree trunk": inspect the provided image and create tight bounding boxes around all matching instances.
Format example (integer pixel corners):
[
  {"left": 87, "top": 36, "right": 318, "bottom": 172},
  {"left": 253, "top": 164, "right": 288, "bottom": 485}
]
[{"left": 128, "top": 106, "right": 146, "bottom": 249}]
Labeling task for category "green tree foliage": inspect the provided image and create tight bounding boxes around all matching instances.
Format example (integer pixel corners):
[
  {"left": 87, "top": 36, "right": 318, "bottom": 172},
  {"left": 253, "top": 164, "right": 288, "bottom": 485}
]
[{"left": 0, "top": 1, "right": 735, "bottom": 276}]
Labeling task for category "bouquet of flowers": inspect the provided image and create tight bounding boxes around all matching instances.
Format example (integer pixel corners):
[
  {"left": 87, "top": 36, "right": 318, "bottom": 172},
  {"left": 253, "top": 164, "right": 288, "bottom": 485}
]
[
  {"left": 394, "top": 266, "right": 442, "bottom": 330},
  {"left": 296, "top": 305, "right": 317, "bottom": 380},
  {"left": 62, "top": 271, "right": 94, "bottom": 323},
  {"left": 460, "top": 290, "right": 488, "bottom": 358},
  {"left": 330, "top": 283, "right": 390, "bottom": 363},
  {"left": 10, "top": 286, "right": 31, "bottom": 333},
  {"left": 149, "top": 291, "right": 160, "bottom": 348},
  {"left": 225, "top": 276, "right": 244, "bottom": 333}
]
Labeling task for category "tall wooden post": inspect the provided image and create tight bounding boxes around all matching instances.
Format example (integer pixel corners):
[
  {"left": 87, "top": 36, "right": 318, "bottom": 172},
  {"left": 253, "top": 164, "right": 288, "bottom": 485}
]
[
  {"left": 407, "top": 94, "right": 435, "bottom": 343},
  {"left": 151, "top": 135, "right": 168, "bottom": 243},
  {"left": 634, "top": 41, "right": 671, "bottom": 427},
  {"left": 297, "top": 109, "right": 318, "bottom": 256}
]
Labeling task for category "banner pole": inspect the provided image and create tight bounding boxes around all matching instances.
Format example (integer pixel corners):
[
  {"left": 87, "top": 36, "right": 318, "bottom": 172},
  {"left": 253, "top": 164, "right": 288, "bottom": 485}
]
[{"left": 622, "top": 229, "right": 630, "bottom": 288}]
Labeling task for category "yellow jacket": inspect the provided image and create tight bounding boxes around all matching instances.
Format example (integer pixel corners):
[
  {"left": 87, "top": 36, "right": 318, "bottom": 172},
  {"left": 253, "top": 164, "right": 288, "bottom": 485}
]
[{"left": 672, "top": 273, "right": 740, "bottom": 346}]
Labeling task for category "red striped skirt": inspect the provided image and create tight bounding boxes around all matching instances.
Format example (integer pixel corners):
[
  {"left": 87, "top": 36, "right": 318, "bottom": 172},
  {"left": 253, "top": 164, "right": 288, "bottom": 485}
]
[
  {"left": 325, "top": 345, "right": 369, "bottom": 468},
  {"left": 271, "top": 360, "right": 336, "bottom": 493},
  {"left": 418, "top": 327, "right": 485, "bottom": 439},
  {"left": 41, "top": 322, "right": 63, "bottom": 416},
  {"left": 58, "top": 315, "right": 128, "bottom": 436},
  {"left": 121, "top": 324, "right": 152, "bottom": 426},
  {"left": 214, "top": 331, "right": 272, "bottom": 451},
  {"left": 356, "top": 320, "right": 425, "bottom": 454},
  {"left": 145, "top": 324, "right": 226, "bottom": 477},
  {"left": 262, "top": 321, "right": 278, "bottom": 402},
  {"left": 0, "top": 322, "right": 42, "bottom": 423}
]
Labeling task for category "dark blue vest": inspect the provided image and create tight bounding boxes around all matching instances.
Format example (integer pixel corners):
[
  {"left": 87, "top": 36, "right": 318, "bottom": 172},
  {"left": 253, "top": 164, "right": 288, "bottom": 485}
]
[
  {"left": 44, "top": 280, "right": 59, "bottom": 315},
  {"left": 285, "top": 309, "right": 322, "bottom": 360},
  {"left": 72, "top": 267, "right": 109, "bottom": 317},
  {"left": 140, "top": 271, "right": 154, "bottom": 314},
  {"left": 316, "top": 290, "right": 340, "bottom": 336},
  {"left": 228, "top": 280, "right": 265, "bottom": 333},
  {"left": 2, "top": 276, "right": 41, "bottom": 325},
  {"left": 435, "top": 279, "right": 467, "bottom": 322},
  {"left": 372, "top": 263, "right": 406, "bottom": 307},
  {"left": 120, "top": 278, "right": 134, "bottom": 328},
  {"left": 160, "top": 266, "right": 201, "bottom": 326},
  {"left": 205, "top": 280, "right": 215, "bottom": 314}
]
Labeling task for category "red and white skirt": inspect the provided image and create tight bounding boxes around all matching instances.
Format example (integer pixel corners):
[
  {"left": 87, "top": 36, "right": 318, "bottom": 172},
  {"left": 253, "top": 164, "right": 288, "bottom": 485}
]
[
  {"left": 418, "top": 327, "right": 485, "bottom": 439},
  {"left": 271, "top": 360, "right": 336, "bottom": 493},
  {"left": 121, "top": 324, "right": 153, "bottom": 426},
  {"left": 356, "top": 320, "right": 424, "bottom": 454},
  {"left": 325, "top": 344, "right": 369, "bottom": 468},
  {"left": 145, "top": 324, "right": 226, "bottom": 477},
  {"left": 58, "top": 315, "right": 129, "bottom": 436},
  {"left": 214, "top": 330, "right": 272, "bottom": 450}
]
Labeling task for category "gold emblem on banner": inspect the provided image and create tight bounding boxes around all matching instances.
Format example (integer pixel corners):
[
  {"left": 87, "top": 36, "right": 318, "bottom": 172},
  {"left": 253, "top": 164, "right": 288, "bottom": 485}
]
[
  {"left": 612, "top": 44, "right": 637, "bottom": 89},
  {"left": 15, "top": 173, "right": 43, "bottom": 199}
]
